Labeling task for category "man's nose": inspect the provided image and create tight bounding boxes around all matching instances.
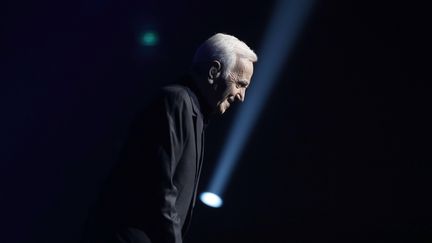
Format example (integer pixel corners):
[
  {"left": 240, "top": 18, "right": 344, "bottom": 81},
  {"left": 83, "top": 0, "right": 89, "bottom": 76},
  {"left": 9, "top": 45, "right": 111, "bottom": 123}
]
[{"left": 236, "top": 89, "right": 245, "bottom": 102}]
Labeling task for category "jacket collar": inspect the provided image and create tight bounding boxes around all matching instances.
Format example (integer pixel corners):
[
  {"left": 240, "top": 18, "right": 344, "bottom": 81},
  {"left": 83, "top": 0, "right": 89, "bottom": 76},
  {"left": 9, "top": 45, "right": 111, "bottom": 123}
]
[{"left": 180, "top": 75, "right": 213, "bottom": 126}]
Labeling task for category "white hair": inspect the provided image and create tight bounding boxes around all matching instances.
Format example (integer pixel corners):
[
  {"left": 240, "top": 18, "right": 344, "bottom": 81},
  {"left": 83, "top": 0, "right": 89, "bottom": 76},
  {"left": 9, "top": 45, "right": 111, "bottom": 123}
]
[{"left": 192, "top": 33, "right": 258, "bottom": 79}]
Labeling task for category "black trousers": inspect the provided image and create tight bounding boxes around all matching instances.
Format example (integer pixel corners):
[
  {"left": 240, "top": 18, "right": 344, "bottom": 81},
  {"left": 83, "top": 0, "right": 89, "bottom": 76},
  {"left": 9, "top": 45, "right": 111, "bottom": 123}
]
[
  {"left": 81, "top": 221, "right": 153, "bottom": 243},
  {"left": 111, "top": 227, "right": 153, "bottom": 243}
]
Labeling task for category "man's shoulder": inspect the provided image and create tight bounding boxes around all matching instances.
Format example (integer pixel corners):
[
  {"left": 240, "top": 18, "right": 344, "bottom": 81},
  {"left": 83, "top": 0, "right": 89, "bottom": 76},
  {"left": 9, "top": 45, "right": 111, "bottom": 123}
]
[
  {"left": 161, "top": 84, "right": 190, "bottom": 96},
  {"left": 160, "top": 84, "right": 193, "bottom": 103}
]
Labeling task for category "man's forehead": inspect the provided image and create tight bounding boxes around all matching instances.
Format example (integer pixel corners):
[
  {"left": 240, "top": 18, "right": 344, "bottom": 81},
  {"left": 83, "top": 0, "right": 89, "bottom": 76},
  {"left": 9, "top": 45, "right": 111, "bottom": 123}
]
[
  {"left": 235, "top": 59, "right": 253, "bottom": 76},
  {"left": 237, "top": 58, "right": 253, "bottom": 68}
]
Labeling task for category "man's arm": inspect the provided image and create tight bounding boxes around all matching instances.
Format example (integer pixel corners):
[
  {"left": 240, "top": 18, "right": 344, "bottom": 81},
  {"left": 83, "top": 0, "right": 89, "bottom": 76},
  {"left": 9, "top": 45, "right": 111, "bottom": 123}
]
[{"left": 153, "top": 89, "right": 192, "bottom": 243}]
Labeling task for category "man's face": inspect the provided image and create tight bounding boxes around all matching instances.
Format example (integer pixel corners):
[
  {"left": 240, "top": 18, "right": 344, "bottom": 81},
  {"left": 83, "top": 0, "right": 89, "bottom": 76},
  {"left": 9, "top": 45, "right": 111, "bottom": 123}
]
[{"left": 215, "top": 58, "right": 254, "bottom": 114}]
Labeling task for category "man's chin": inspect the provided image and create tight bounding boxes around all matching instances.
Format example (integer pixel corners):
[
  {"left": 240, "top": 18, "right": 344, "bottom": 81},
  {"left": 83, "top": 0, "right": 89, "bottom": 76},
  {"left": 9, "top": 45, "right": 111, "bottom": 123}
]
[
  {"left": 217, "top": 105, "right": 227, "bottom": 115},
  {"left": 215, "top": 103, "right": 225, "bottom": 115}
]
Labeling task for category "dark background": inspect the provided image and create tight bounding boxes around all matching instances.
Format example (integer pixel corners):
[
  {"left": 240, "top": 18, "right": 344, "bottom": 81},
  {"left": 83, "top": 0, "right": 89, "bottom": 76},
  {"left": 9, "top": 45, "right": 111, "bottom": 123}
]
[{"left": 1, "top": 0, "right": 431, "bottom": 242}]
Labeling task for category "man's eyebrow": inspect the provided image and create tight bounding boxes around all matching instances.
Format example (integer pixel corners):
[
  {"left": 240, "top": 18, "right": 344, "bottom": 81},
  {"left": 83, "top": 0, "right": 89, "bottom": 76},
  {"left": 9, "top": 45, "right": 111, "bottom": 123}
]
[{"left": 238, "top": 80, "right": 249, "bottom": 87}]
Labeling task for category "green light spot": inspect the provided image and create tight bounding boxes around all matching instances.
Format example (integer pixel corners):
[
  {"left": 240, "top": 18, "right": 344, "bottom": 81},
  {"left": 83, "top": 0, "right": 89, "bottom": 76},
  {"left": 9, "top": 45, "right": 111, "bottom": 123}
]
[{"left": 141, "top": 31, "right": 159, "bottom": 46}]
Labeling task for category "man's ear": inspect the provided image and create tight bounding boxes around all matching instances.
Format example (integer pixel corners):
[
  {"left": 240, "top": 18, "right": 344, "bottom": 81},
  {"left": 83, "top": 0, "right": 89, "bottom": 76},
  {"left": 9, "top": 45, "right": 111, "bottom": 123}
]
[{"left": 208, "top": 60, "right": 222, "bottom": 84}]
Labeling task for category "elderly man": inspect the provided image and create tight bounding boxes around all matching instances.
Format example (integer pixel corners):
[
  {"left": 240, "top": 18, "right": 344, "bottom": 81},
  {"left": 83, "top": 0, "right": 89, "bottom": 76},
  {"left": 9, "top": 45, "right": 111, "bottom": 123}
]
[{"left": 81, "top": 33, "right": 257, "bottom": 243}]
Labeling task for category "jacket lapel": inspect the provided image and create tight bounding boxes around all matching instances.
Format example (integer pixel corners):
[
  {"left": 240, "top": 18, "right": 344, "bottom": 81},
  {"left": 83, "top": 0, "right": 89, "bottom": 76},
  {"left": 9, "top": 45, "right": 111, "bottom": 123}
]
[
  {"left": 182, "top": 87, "right": 205, "bottom": 235},
  {"left": 187, "top": 88, "right": 204, "bottom": 204}
]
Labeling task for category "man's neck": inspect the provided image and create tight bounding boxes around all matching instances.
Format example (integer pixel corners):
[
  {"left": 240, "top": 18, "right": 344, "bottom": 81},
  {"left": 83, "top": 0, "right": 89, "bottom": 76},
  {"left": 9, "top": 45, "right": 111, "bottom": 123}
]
[{"left": 180, "top": 74, "right": 216, "bottom": 122}]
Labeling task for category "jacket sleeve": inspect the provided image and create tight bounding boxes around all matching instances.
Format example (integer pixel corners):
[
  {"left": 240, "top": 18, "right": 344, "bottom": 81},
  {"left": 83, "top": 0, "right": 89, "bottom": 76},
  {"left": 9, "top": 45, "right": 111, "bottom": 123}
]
[{"left": 154, "top": 90, "right": 191, "bottom": 243}]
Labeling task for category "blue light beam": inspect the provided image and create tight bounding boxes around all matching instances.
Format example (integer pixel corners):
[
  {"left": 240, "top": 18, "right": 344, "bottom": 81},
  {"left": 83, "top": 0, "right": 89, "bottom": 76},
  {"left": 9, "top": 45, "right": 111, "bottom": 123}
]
[{"left": 201, "top": 0, "right": 316, "bottom": 206}]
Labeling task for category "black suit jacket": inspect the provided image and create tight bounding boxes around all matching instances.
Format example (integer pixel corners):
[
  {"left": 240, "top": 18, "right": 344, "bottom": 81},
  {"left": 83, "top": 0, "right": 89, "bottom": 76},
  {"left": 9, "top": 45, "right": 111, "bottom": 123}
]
[{"left": 82, "top": 83, "right": 207, "bottom": 243}]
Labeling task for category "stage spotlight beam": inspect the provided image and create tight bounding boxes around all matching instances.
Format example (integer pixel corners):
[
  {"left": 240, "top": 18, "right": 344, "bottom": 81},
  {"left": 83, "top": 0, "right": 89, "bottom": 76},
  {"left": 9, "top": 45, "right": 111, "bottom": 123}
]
[{"left": 200, "top": 0, "right": 316, "bottom": 206}]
